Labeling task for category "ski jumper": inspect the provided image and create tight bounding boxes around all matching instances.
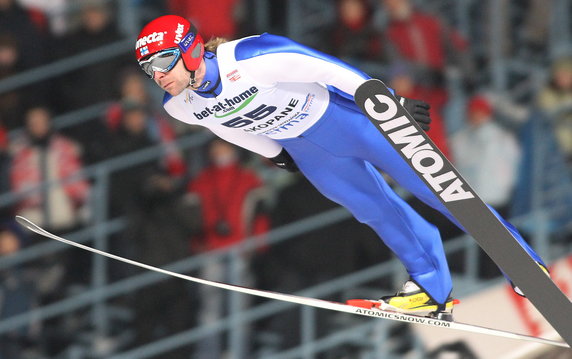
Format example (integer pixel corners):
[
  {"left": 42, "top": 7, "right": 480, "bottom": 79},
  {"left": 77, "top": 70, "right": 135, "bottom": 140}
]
[{"left": 163, "top": 34, "right": 544, "bottom": 305}]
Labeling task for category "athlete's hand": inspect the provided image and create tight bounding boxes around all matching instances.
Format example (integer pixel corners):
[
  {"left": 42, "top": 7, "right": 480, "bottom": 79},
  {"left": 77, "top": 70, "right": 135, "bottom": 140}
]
[
  {"left": 269, "top": 148, "right": 299, "bottom": 172},
  {"left": 397, "top": 96, "right": 432, "bottom": 131}
]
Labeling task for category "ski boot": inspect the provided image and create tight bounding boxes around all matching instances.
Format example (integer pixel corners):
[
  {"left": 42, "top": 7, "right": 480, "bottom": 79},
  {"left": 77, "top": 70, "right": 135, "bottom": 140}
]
[{"left": 348, "top": 280, "right": 459, "bottom": 321}]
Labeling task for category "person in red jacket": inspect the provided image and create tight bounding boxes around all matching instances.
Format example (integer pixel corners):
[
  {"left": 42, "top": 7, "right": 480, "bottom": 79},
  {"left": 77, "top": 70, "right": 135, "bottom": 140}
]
[
  {"left": 187, "top": 138, "right": 268, "bottom": 358},
  {"left": 381, "top": 0, "right": 474, "bottom": 132},
  {"left": 382, "top": 0, "right": 470, "bottom": 81},
  {"left": 388, "top": 63, "right": 451, "bottom": 158},
  {"left": 324, "top": 0, "right": 383, "bottom": 61},
  {"left": 188, "top": 139, "right": 268, "bottom": 251},
  {"left": 167, "top": 0, "right": 242, "bottom": 40}
]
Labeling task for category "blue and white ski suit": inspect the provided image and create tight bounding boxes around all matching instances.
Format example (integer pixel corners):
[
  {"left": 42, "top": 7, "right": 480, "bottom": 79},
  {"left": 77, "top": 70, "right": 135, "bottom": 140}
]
[{"left": 163, "top": 33, "right": 544, "bottom": 304}]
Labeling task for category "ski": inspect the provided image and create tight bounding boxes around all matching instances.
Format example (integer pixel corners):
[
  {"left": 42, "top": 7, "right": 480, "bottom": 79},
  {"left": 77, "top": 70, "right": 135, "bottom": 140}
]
[
  {"left": 354, "top": 79, "right": 572, "bottom": 346},
  {"left": 15, "top": 216, "right": 569, "bottom": 348}
]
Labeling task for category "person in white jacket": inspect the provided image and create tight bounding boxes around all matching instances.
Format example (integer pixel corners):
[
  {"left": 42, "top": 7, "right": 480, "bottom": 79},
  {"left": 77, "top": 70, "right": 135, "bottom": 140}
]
[{"left": 451, "top": 95, "right": 521, "bottom": 215}]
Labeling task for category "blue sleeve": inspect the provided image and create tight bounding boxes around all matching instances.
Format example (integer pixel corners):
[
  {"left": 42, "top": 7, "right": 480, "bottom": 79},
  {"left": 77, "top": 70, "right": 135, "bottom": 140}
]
[
  {"left": 235, "top": 33, "right": 371, "bottom": 80},
  {"left": 232, "top": 34, "right": 375, "bottom": 99},
  {"left": 162, "top": 92, "right": 173, "bottom": 105}
]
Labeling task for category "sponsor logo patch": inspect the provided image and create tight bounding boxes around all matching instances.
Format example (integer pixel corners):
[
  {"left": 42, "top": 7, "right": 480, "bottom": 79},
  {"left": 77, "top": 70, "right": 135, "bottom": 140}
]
[
  {"left": 180, "top": 32, "right": 195, "bottom": 52},
  {"left": 226, "top": 69, "right": 241, "bottom": 82},
  {"left": 136, "top": 31, "right": 166, "bottom": 49},
  {"left": 174, "top": 23, "right": 185, "bottom": 44},
  {"left": 193, "top": 87, "right": 259, "bottom": 120}
]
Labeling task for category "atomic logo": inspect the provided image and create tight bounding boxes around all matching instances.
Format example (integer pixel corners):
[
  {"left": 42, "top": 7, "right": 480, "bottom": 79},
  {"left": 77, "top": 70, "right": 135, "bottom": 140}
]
[{"left": 363, "top": 94, "right": 475, "bottom": 203}]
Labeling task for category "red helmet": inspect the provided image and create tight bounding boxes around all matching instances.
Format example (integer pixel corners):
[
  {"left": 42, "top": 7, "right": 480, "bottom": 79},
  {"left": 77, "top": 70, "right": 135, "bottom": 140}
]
[{"left": 135, "top": 15, "right": 205, "bottom": 72}]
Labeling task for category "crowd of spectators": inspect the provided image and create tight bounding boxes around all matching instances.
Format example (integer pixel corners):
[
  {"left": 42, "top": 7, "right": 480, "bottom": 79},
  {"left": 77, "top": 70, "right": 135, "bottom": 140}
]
[{"left": 0, "top": 0, "right": 571, "bottom": 357}]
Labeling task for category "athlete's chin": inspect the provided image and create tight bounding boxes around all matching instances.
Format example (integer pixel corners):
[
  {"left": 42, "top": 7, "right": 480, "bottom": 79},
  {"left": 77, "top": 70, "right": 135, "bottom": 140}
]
[{"left": 165, "top": 85, "right": 185, "bottom": 96}]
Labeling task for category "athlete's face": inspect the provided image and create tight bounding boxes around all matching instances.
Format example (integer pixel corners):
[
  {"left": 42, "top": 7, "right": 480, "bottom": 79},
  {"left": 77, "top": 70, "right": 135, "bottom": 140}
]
[{"left": 153, "top": 58, "right": 206, "bottom": 96}]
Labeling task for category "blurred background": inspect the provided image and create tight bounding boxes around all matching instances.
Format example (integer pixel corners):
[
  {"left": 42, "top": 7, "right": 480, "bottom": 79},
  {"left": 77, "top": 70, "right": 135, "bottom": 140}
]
[{"left": 0, "top": 0, "right": 571, "bottom": 358}]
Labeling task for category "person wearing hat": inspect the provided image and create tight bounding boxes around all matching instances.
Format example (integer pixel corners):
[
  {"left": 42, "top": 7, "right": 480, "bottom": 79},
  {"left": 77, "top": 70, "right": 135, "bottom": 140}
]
[
  {"left": 451, "top": 95, "right": 521, "bottom": 217},
  {"left": 134, "top": 15, "right": 548, "bottom": 319},
  {"left": 537, "top": 56, "right": 572, "bottom": 163}
]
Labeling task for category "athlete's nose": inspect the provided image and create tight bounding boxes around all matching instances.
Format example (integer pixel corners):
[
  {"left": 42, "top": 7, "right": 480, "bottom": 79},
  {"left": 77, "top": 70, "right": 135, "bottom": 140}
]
[{"left": 154, "top": 71, "right": 166, "bottom": 79}]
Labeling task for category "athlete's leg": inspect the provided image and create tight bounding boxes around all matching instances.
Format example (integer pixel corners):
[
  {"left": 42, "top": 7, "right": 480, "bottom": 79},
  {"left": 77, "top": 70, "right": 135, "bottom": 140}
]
[
  {"left": 278, "top": 136, "right": 453, "bottom": 304},
  {"left": 354, "top": 121, "right": 544, "bottom": 265},
  {"left": 323, "top": 96, "right": 544, "bottom": 266}
]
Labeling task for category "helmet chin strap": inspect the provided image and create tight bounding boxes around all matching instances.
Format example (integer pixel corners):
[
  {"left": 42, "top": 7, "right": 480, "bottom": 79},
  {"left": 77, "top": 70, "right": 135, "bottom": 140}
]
[{"left": 189, "top": 71, "right": 197, "bottom": 87}]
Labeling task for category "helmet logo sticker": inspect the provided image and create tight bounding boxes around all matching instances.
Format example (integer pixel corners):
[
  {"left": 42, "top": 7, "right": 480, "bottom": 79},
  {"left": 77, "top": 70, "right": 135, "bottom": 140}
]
[
  {"left": 180, "top": 32, "right": 195, "bottom": 52},
  {"left": 174, "top": 23, "right": 185, "bottom": 44},
  {"left": 136, "top": 31, "right": 167, "bottom": 49},
  {"left": 139, "top": 47, "right": 149, "bottom": 56}
]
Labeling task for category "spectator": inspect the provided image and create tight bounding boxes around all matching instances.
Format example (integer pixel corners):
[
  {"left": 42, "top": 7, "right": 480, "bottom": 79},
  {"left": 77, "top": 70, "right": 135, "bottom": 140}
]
[
  {"left": 48, "top": 2, "right": 128, "bottom": 165},
  {"left": 0, "top": 124, "right": 8, "bottom": 191},
  {"left": 511, "top": 109, "right": 572, "bottom": 234},
  {"left": 10, "top": 106, "right": 90, "bottom": 234},
  {"left": 105, "top": 96, "right": 192, "bottom": 354},
  {"left": 107, "top": 101, "right": 161, "bottom": 215},
  {"left": 187, "top": 139, "right": 269, "bottom": 359},
  {"left": 0, "top": 34, "right": 26, "bottom": 130},
  {"left": 105, "top": 100, "right": 169, "bottom": 285},
  {"left": 0, "top": 124, "right": 11, "bottom": 218},
  {"left": 451, "top": 95, "right": 521, "bottom": 216},
  {"left": 122, "top": 166, "right": 192, "bottom": 357},
  {"left": 450, "top": 95, "right": 522, "bottom": 278},
  {"left": 240, "top": 0, "right": 287, "bottom": 36},
  {"left": 53, "top": 1, "right": 125, "bottom": 113},
  {"left": 188, "top": 139, "right": 268, "bottom": 252},
  {"left": 18, "top": 0, "right": 71, "bottom": 36},
  {"left": 167, "top": 0, "right": 243, "bottom": 40},
  {"left": 0, "top": 220, "right": 40, "bottom": 359},
  {"left": 536, "top": 56, "right": 572, "bottom": 164},
  {"left": 323, "top": 0, "right": 382, "bottom": 61},
  {"left": 0, "top": 0, "right": 47, "bottom": 70},
  {"left": 388, "top": 63, "right": 451, "bottom": 158},
  {"left": 105, "top": 68, "right": 159, "bottom": 121},
  {"left": 521, "top": 0, "right": 552, "bottom": 57},
  {"left": 105, "top": 69, "right": 187, "bottom": 175},
  {"left": 381, "top": 0, "right": 474, "bottom": 91}
]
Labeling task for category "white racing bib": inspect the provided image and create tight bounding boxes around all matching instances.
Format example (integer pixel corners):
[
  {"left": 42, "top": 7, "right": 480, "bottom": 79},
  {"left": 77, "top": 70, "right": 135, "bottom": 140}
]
[{"left": 164, "top": 39, "right": 331, "bottom": 140}]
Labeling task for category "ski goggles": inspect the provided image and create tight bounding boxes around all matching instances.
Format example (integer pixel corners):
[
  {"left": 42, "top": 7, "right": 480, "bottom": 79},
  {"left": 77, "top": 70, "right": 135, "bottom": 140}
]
[{"left": 138, "top": 48, "right": 181, "bottom": 78}]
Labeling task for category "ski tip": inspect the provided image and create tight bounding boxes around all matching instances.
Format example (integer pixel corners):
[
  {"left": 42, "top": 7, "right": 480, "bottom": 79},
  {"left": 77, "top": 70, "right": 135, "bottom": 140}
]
[
  {"left": 15, "top": 215, "right": 31, "bottom": 228},
  {"left": 14, "top": 216, "right": 42, "bottom": 235},
  {"left": 346, "top": 299, "right": 378, "bottom": 309},
  {"left": 453, "top": 299, "right": 461, "bottom": 305}
]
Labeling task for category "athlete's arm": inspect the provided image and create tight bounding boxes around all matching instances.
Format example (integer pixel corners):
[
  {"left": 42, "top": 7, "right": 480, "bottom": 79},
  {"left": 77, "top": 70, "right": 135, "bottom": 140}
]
[
  {"left": 234, "top": 35, "right": 432, "bottom": 130},
  {"left": 234, "top": 34, "right": 374, "bottom": 98}
]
